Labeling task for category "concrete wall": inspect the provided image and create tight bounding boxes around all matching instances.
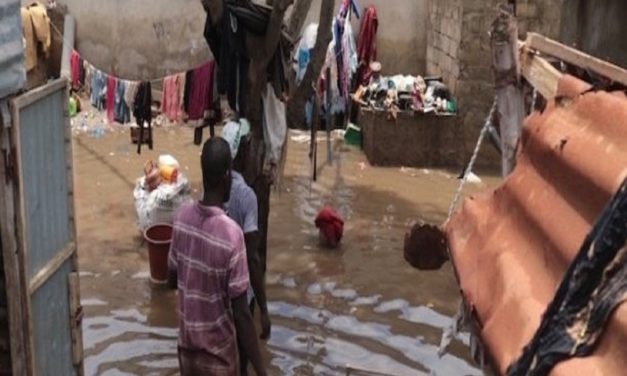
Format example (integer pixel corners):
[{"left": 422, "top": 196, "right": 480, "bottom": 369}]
[
  {"left": 560, "top": 0, "right": 627, "bottom": 68},
  {"left": 56, "top": 0, "right": 211, "bottom": 80},
  {"left": 305, "top": 0, "right": 429, "bottom": 75},
  {"left": 426, "top": 0, "right": 564, "bottom": 168}
]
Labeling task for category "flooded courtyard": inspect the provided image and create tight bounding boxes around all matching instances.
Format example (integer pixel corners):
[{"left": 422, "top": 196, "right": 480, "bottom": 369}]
[{"left": 74, "top": 125, "right": 496, "bottom": 376}]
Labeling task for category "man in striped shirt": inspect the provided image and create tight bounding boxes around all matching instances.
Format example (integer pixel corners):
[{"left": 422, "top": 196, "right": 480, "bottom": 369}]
[{"left": 168, "top": 138, "right": 266, "bottom": 376}]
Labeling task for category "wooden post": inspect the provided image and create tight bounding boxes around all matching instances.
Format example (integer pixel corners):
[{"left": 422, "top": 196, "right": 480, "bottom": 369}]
[{"left": 491, "top": 6, "right": 525, "bottom": 177}]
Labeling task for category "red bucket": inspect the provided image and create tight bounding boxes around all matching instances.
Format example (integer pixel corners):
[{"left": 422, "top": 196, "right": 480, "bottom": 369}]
[{"left": 144, "top": 224, "right": 173, "bottom": 284}]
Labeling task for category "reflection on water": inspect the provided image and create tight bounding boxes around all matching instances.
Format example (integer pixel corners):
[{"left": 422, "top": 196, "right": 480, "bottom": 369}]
[{"left": 77, "top": 131, "right": 494, "bottom": 376}]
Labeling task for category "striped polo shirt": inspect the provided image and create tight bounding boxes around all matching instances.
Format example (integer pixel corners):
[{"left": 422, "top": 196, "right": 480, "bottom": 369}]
[{"left": 168, "top": 202, "right": 249, "bottom": 373}]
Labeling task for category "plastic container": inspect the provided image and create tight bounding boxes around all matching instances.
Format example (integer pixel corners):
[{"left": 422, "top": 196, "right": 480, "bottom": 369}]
[
  {"left": 143, "top": 224, "right": 173, "bottom": 284},
  {"left": 344, "top": 123, "right": 362, "bottom": 146}
]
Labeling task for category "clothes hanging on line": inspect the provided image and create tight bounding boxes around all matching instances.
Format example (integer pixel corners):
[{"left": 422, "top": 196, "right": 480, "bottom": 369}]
[
  {"left": 161, "top": 74, "right": 185, "bottom": 122},
  {"left": 20, "top": 2, "right": 51, "bottom": 72},
  {"left": 70, "top": 50, "right": 81, "bottom": 89},
  {"left": 262, "top": 83, "right": 287, "bottom": 167},
  {"left": 187, "top": 62, "right": 215, "bottom": 121},
  {"left": 133, "top": 82, "right": 153, "bottom": 126},
  {"left": 114, "top": 80, "right": 130, "bottom": 124},
  {"left": 356, "top": 6, "right": 378, "bottom": 86},
  {"left": 90, "top": 69, "right": 106, "bottom": 110},
  {"left": 106, "top": 75, "right": 116, "bottom": 123}
]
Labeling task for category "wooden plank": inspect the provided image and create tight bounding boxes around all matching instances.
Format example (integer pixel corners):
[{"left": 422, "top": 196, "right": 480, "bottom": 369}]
[
  {"left": 526, "top": 32, "right": 627, "bottom": 87},
  {"left": 10, "top": 97, "right": 36, "bottom": 376},
  {"left": 520, "top": 46, "right": 563, "bottom": 99},
  {"left": 62, "top": 83, "right": 80, "bottom": 273},
  {"left": 28, "top": 242, "right": 76, "bottom": 295},
  {"left": 68, "top": 273, "right": 84, "bottom": 375},
  {"left": 0, "top": 121, "right": 28, "bottom": 376},
  {"left": 11, "top": 79, "right": 68, "bottom": 109}
]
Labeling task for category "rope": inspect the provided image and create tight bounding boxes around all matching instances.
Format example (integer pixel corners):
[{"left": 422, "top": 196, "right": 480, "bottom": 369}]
[{"left": 446, "top": 98, "right": 497, "bottom": 220}]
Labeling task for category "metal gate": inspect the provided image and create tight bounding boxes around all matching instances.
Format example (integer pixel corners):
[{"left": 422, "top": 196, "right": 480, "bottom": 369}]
[{"left": 1, "top": 79, "right": 83, "bottom": 375}]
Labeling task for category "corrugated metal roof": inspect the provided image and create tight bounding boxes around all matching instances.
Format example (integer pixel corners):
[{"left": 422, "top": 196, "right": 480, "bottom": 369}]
[
  {"left": 0, "top": 0, "right": 25, "bottom": 99},
  {"left": 445, "top": 74, "right": 627, "bottom": 375}
]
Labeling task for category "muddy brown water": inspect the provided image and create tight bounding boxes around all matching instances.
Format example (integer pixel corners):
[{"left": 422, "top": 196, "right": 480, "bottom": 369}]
[{"left": 73, "top": 124, "right": 498, "bottom": 376}]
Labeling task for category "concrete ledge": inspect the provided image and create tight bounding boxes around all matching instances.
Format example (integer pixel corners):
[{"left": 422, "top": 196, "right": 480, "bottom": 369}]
[{"left": 361, "top": 109, "right": 459, "bottom": 167}]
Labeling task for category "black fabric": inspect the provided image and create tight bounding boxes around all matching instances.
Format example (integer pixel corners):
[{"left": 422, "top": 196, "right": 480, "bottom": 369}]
[
  {"left": 507, "top": 178, "right": 627, "bottom": 376},
  {"left": 133, "top": 82, "right": 152, "bottom": 126},
  {"left": 183, "top": 70, "right": 193, "bottom": 113},
  {"left": 78, "top": 57, "right": 85, "bottom": 87}
]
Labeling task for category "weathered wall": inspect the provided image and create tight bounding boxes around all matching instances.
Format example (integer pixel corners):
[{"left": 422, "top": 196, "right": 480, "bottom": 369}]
[
  {"left": 305, "top": 0, "right": 429, "bottom": 75},
  {"left": 560, "top": 0, "right": 627, "bottom": 68},
  {"left": 427, "top": 0, "right": 564, "bottom": 168},
  {"left": 55, "top": 0, "right": 211, "bottom": 80}
]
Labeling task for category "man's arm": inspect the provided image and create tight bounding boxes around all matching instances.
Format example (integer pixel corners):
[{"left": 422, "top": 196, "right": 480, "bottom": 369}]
[
  {"left": 245, "top": 231, "right": 271, "bottom": 339},
  {"left": 233, "top": 293, "right": 266, "bottom": 376}
]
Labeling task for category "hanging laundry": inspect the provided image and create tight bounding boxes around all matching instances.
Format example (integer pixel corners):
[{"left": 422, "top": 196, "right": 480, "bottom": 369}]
[
  {"left": 114, "top": 80, "right": 130, "bottom": 124},
  {"left": 133, "top": 82, "right": 153, "bottom": 126},
  {"left": 79, "top": 56, "right": 86, "bottom": 87},
  {"left": 294, "top": 24, "right": 318, "bottom": 84},
  {"left": 124, "top": 81, "right": 140, "bottom": 112},
  {"left": 106, "top": 75, "right": 116, "bottom": 123},
  {"left": 204, "top": 5, "right": 248, "bottom": 115},
  {"left": 90, "top": 69, "right": 106, "bottom": 110},
  {"left": 356, "top": 6, "right": 378, "bottom": 86},
  {"left": 187, "top": 62, "right": 215, "bottom": 121},
  {"left": 84, "top": 62, "right": 92, "bottom": 95},
  {"left": 262, "top": 84, "right": 287, "bottom": 167},
  {"left": 26, "top": 2, "right": 51, "bottom": 57},
  {"left": 161, "top": 74, "right": 184, "bottom": 122},
  {"left": 70, "top": 50, "right": 81, "bottom": 89},
  {"left": 183, "top": 70, "right": 193, "bottom": 113},
  {"left": 21, "top": 7, "right": 37, "bottom": 72}
]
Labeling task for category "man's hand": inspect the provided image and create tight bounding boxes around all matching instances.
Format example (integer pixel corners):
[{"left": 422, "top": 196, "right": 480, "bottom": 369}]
[{"left": 260, "top": 311, "right": 272, "bottom": 340}]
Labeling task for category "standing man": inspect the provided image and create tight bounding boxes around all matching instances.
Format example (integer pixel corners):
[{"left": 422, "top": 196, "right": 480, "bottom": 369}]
[
  {"left": 222, "top": 121, "right": 272, "bottom": 375},
  {"left": 168, "top": 138, "right": 266, "bottom": 376}
]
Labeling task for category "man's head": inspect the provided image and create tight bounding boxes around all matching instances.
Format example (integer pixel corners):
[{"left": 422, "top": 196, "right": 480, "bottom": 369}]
[{"left": 201, "top": 137, "right": 232, "bottom": 203}]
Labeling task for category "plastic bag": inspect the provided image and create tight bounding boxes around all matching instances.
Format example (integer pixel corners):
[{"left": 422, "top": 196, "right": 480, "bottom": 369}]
[{"left": 134, "top": 173, "right": 193, "bottom": 231}]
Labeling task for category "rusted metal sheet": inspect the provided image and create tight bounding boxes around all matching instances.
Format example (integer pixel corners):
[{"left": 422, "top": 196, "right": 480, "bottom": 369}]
[{"left": 444, "top": 74, "right": 627, "bottom": 375}]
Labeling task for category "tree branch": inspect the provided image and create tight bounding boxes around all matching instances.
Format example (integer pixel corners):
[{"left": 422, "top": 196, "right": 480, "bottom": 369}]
[
  {"left": 288, "top": 0, "right": 314, "bottom": 39},
  {"left": 286, "top": 0, "right": 335, "bottom": 127}
]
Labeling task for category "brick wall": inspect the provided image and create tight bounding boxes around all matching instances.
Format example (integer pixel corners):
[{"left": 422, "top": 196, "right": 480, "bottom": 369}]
[
  {"left": 0, "top": 239, "right": 11, "bottom": 375},
  {"left": 427, "top": 0, "right": 564, "bottom": 168}
]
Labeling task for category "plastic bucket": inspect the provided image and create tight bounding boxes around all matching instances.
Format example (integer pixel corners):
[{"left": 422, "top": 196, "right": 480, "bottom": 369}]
[{"left": 144, "top": 224, "right": 173, "bottom": 284}]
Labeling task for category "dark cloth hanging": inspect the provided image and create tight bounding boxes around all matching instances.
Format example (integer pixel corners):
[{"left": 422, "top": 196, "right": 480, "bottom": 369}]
[
  {"left": 507, "top": 178, "right": 627, "bottom": 376},
  {"left": 356, "top": 6, "right": 378, "bottom": 86},
  {"left": 133, "top": 82, "right": 152, "bottom": 126},
  {"left": 187, "top": 62, "right": 215, "bottom": 121},
  {"left": 79, "top": 58, "right": 86, "bottom": 87},
  {"left": 183, "top": 70, "right": 193, "bottom": 114}
]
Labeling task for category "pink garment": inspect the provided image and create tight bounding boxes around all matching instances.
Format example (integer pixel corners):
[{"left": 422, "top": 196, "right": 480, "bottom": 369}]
[
  {"left": 70, "top": 50, "right": 80, "bottom": 89},
  {"left": 188, "top": 61, "right": 215, "bottom": 121},
  {"left": 168, "top": 203, "right": 248, "bottom": 374},
  {"left": 161, "top": 74, "right": 183, "bottom": 122},
  {"left": 106, "top": 76, "right": 116, "bottom": 123}
]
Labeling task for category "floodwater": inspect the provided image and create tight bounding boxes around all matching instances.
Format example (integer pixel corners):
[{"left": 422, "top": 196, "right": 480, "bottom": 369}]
[{"left": 73, "top": 123, "right": 497, "bottom": 376}]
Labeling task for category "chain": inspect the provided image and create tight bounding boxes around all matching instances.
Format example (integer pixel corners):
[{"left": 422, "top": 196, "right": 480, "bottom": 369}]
[{"left": 447, "top": 98, "right": 497, "bottom": 220}]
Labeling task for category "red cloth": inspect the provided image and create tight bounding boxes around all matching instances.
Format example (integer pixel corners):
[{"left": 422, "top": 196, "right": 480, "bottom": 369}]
[
  {"left": 70, "top": 50, "right": 81, "bottom": 89},
  {"left": 315, "top": 207, "right": 344, "bottom": 247},
  {"left": 187, "top": 61, "right": 215, "bottom": 121},
  {"left": 161, "top": 74, "right": 183, "bottom": 122},
  {"left": 106, "top": 75, "right": 116, "bottom": 123},
  {"left": 356, "top": 6, "right": 378, "bottom": 86}
]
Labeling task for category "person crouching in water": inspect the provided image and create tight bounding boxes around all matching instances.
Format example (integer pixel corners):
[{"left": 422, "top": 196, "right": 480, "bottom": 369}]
[{"left": 315, "top": 206, "right": 344, "bottom": 249}]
